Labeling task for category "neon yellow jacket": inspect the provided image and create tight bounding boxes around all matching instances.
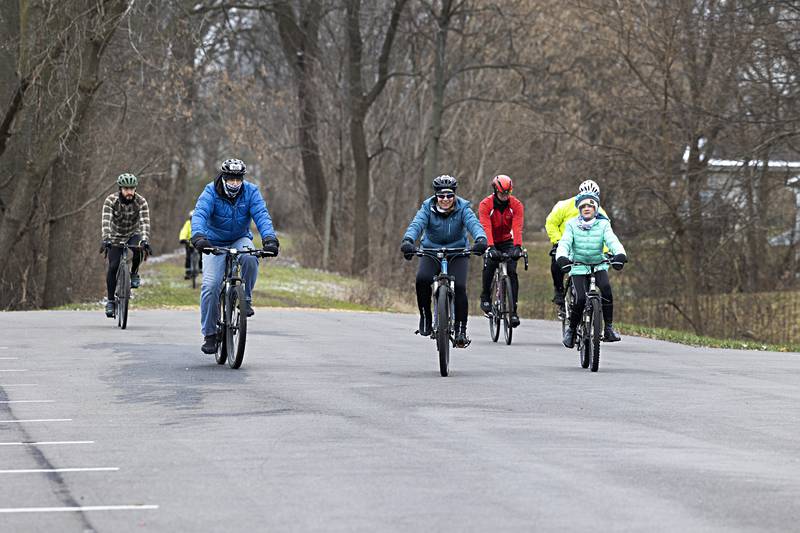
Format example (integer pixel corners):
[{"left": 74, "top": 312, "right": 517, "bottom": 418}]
[
  {"left": 179, "top": 219, "right": 192, "bottom": 241},
  {"left": 545, "top": 196, "right": 610, "bottom": 244}
]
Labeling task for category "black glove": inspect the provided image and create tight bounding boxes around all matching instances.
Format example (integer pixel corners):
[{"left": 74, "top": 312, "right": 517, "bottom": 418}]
[
  {"left": 179, "top": 239, "right": 188, "bottom": 245},
  {"left": 191, "top": 234, "right": 213, "bottom": 255},
  {"left": 611, "top": 253, "right": 628, "bottom": 271},
  {"left": 140, "top": 240, "right": 152, "bottom": 255},
  {"left": 262, "top": 235, "right": 280, "bottom": 256},
  {"left": 487, "top": 247, "right": 502, "bottom": 260},
  {"left": 556, "top": 255, "right": 572, "bottom": 272},
  {"left": 549, "top": 243, "right": 558, "bottom": 257},
  {"left": 100, "top": 238, "right": 111, "bottom": 254},
  {"left": 471, "top": 237, "right": 488, "bottom": 256},
  {"left": 400, "top": 238, "right": 415, "bottom": 260},
  {"left": 511, "top": 245, "right": 523, "bottom": 259}
]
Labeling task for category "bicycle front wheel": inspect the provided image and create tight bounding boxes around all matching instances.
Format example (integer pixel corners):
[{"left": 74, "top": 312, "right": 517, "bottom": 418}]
[
  {"left": 116, "top": 266, "right": 130, "bottom": 330},
  {"left": 436, "top": 287, "right": 450, "bottom": 377},
  {"left": 489, "top": 279, "right": 500, "bottom": 342},
  {"left": 215, "top": 290, "right": 227, "bottom": 365},
  {"left": 225, "top": 284, "right": 248, "bottom": 369},
  {"left": 502, "top": 276, "right": 513, "bottom": 345},
  {"left": 590, "top": 299, "right": 602, "bottom": 372}
]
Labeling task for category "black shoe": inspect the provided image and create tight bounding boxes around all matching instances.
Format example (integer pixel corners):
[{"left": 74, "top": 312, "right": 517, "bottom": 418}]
[
  {"left": 201, "top": 335, "right": 218, "bottom": 354},
  {"left": 105, "top": 301, "right": 115, "bottom": 318},
  {"left": 454, "top": 322, "right": 471, "bottom": 348},
  {"left": 480, "top": 299, "right": 492, "bottom": 314},
  {"left": 246, "top": 301, "right": 254, "bottom": 317},
  {"left": 603, "top": 324, "right": 621, "bottom": 342},
  {"left": 562, "top": 326, "right": 575, "bottom": 348},
  {"left": 130, "top": 273, "right": 141, "bottom": 289},
  {"left": 510, "top": 313, "right": 520, "bottom": 328},
  {"left": 552, "top": 290, "right": 565, "bottom": 306},
  {"left": 184, "top": 271, "right": 191, "bottom": 280},
  {"left": 417, "top": 313, "right": 432, "bottom": 337}
]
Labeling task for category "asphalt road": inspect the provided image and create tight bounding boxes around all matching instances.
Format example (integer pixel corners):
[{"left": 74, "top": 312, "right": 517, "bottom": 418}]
[{"left": 1, "top": 309, "right": 799, "bottom": 532}]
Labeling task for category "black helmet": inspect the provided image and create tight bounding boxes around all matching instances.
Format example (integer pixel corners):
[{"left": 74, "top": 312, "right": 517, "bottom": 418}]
[
  {"left": 432, "top": 174, "right": 458, "bottom": 192},
  {"left": 220, "top": 158, "right": 247, "bottom": 176}
]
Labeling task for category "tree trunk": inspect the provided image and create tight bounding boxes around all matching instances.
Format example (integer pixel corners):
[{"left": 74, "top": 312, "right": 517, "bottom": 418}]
[{"left": 422, "top": 0, "right": 452, "bottom": 190}]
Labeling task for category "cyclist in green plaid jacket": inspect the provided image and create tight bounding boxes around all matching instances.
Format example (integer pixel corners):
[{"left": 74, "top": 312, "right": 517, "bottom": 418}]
[{"left": 100, "top": 173, "right": 152, "bottom": 317}]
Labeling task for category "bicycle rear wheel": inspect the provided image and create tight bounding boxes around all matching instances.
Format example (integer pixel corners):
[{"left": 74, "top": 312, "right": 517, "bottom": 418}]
[
  {"left": 190, "top": 251, "right": 200, "bottom": 289},
  {"left": 116, "top": 266, "right": 130, "bottom": 330},
  {"left": 579, "top": 323, "right": 590, "bottom": 369},
  {"left": 225, "top": 284, "right": 247, "bottom": 369},
  {"left": 215, "top": 290, "right": 227, "bottom": 365},
  {"left": 488, "top": 279, "right": 500, "bottom": 342},
  {"left": 590, "top": 299, "right": 602, "bottom": 372},
  {"left": 502, "top": 276, "right": 513, "bottom": 345},
  {"left": 561, "top": 278, "right": 572, "bottom": 335},
  {"left": 436, "top": 287, "right": 450, "bottom": 377}
]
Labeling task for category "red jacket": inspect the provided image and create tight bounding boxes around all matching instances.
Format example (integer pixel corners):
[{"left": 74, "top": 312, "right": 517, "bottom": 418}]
[{"left": 478, "top": 195, "right": 524, "bottom": 246}]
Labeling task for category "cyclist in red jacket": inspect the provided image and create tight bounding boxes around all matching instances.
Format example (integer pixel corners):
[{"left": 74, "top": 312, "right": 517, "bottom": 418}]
[{"left": 478, "top": 175, "right": 525, "bottom": 327}]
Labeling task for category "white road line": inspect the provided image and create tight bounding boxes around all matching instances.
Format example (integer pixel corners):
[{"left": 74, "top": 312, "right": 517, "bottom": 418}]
[
  {"left": 0, "top": 347, "right": 8, "bottom": 349},
  {"left": 0, "top": 384, "right": 37, "bottom": 387},
  {"left": 0, "top": 400, "right": 54, "bottom": 404},
  {"left": 0, "top": 369, "right": 27, "bottom": 372},
  {"left": 0, "top": 467, "right": 118, "bottom": 474},
  {"left": 0, "top": 419, "right": 72, "bottom": 424},
  {"left": 0, "top": 357, "right": 18, "bottom": 360},
  {"left": 0, "top": 441, "right": 94, "bottom": 446},
  {"left": 0, "top": 505, "right": 158, "bottom": 513}
]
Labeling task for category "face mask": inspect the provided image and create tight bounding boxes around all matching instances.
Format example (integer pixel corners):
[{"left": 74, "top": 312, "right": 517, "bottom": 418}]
[{"left": 224, "top": 181, "right": 242, "bottom": 197}]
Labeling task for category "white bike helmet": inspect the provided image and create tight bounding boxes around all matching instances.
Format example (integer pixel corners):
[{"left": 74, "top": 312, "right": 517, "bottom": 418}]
[{"left": 578, "top": 179, "right": 600, "bottom": 196}]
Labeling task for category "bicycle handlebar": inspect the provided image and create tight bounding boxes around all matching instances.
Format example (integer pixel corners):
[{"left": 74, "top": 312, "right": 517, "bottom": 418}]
[
  {"left": 414, "top": 247, "right": 475, "bottom": 259},
  {"left": 202, "top": 246, "right": 276, "bottom": 258},
  {"left": 489, "top": 248, "right": 529, "bottom": 270}
]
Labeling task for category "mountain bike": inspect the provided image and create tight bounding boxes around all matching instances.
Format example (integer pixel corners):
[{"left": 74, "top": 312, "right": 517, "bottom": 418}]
[
  {"left": 204, "top": 246, "right": 275, "bottom": 369},
  {"left": 107, "top": 243, "right": 143, "bottom": 330},
  {"left": 565, "top": 259, "right": 610, "bottom": 372},
  {"left": 413, "top": 247, "right": 475, "bottom": 377},
  {"left": 487, "top": 249, "right": 528, "bottom": 345}
]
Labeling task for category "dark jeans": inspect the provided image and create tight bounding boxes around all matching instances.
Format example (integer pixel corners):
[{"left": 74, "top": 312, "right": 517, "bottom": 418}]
[
  {"left": 106, "top": 234, "right": 142, "bottom": 300},
  {"left": 568, "top": 270, "right": 613, "bottom": 329},
  {"left": 551, "top": 255, "right": 565, "bottom": 293},
  {"left": 481, "top": 241, "right": 519, "bottom": 312},
  {"left": 416, "top": 255, "right": 470, "bottom": 324}
]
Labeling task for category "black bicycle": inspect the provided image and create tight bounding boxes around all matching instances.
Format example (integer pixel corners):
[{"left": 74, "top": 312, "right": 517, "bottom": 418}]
[
  {"left": 413, "top": 247, "right": 475, "bottom": 377},
  {"left": 107, "top": 243, "right": 143, "bottom": 330},
  {"left": 564, "top": 259, "right": 610, "bottom": 372},
  {"left": 487, "top": 249, "right": 528, "bottom": 345},
  {"left": 204, "top": 246, "right": 275, "bottom": 369}
]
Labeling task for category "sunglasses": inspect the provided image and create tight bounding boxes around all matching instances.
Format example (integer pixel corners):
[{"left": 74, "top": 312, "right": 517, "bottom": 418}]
[{"left": 436, "top": 193, "right": 455, "bottom": 199}]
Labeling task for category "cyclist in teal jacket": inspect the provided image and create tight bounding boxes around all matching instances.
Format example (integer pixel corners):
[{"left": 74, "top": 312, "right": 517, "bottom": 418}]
[{"left": 555, "top": 192, "right": 627, "bottom": 348}]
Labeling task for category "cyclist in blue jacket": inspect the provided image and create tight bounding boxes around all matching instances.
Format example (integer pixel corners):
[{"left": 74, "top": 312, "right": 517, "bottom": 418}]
[
  {"left": 190, "top": 159, "right": 280, "bottom": 354},
  {"left": 400, "top": 175, "right": 487, "bottom": 347}
]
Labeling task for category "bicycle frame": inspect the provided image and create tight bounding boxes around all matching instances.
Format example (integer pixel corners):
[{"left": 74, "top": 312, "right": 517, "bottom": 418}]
[
  {"left": 568, "top": 260, "right": 610, "bottom": 346},
  {"left": 415, "top": 248, "right": 472, "bottom": 342}
]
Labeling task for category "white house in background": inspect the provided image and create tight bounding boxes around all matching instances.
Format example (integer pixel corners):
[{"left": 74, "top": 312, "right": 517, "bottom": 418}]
[{"left": 681, "top": 146, "right": 800, "bottom": 246}]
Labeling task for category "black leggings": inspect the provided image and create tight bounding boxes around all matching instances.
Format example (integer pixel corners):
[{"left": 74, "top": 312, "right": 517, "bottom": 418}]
[
  {"left": 416, "top": 255, "right": 469, "bottom": 324},
  {"left": 106, "top": 235, "right": 143, "bottom": 300},
  {"left": 551, "top": 255, "right": 565, "bottom": 293},
  {"left": 481, "top": 241, "right": 519, "bottom": 311},
  {"left": 568, "top": 270, "right": 613, "bottom": 329}
]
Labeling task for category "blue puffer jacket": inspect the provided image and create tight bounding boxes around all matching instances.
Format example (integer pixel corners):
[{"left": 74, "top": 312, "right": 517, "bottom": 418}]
[
  {"left": 403, "top": 196, "right": 486, "bottom": 248},
  {"left": 555, "top": 214, "right": 625, "bottom": 276},
  {"left": 192, "top": 177, "right": 276, "bottom": 245}
]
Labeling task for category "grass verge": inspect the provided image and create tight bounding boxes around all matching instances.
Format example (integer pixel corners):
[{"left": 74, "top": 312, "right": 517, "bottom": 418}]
[{"left": 617, "top": 323, "right": 800, "bottom": 353}]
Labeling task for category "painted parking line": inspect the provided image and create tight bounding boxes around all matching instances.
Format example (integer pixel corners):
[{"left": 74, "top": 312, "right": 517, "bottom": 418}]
[
  {"left": 0, "top": 419, "right": 72, "bottom": 424},
  {"left": 0, "top": 467, "right": 118, "bottom": 474},
  {"left": 0, "top": 400, "right": 54, "bottom": 404},
  {"left": 0, "top": 504, "right": 158, "bottom": 513},
  {"left": 0, "top": 441, "right": 94, "bottom": 447}
]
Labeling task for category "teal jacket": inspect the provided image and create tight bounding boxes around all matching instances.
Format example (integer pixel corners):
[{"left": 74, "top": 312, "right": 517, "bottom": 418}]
[
  {"left": 555, "top": 214, "right": 625, "bottom": 276},
  {"left": 403, "top": 196, "right": 486, "bottom": 248}
]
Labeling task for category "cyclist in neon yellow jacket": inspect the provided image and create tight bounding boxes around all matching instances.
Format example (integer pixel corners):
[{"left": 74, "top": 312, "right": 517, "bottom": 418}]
[
  {"left": 545, "top": 179, "right": 609, "bottom": 306},
  {"left": 179, "top": 210, "right": 201, "bottom": 279}
]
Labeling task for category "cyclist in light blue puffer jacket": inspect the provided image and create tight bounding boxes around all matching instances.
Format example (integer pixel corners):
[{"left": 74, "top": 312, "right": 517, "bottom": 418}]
[{"left": 555, "top": 192, "right": 627, "bottom": 348}]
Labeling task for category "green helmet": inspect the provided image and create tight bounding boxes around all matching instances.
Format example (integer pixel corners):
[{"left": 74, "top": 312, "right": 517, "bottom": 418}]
[{"left": 117, "top": 173, "right": 138, "bottom": 187}]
